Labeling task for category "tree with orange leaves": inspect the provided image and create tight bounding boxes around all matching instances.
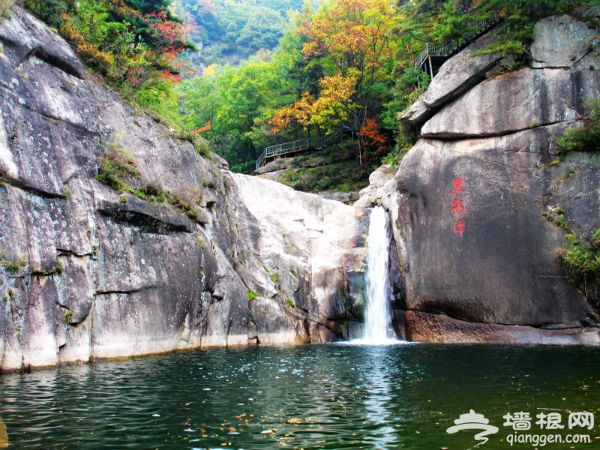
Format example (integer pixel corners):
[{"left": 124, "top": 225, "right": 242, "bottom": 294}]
[
  {"left": 269, "top": 0, "right": 398, "bottom": 163},
  {"left": 270, "top": 74, "right": 357, "bottom": 135},
  {"left": 359, "top": 117, "right": 388, "bottom": 156}
]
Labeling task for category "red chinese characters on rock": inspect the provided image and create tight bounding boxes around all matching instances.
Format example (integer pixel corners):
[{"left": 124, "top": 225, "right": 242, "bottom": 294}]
[
  {"left": 451, "top": 177, "right": 466, "bottom": 196},
  {"left": 451, "top": 198, "right": 466, "bottom": 215},
  {"left": 453, "top": 219, "right": 466, "bottom": 237},
  {"left": 450, "top": 177, "right": 466, "bottom": 237}
]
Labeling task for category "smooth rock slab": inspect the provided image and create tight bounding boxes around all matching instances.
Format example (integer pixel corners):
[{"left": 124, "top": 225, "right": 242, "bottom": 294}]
[
  {"left": 531, "top": 15, "right": 599, "bottom": 69},
  {"left": 421, "top": 68, "right": 600, "bottom": 138},
  {"left": 406, "top": 311, "right": 600, "bottom": 345},
  {"left": 395, "top": 126, "right": 596, "bottom": 327}
]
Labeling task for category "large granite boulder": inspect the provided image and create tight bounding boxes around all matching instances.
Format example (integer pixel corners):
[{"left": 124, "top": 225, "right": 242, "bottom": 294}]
[
  {"left": 0, "top": 6, "right": 259, "bottom": 370},
  {"left": 233, "top": 174, "right": 367, "bottom": 342},
  {"left": 0, "top": 6, "right": 366, "bottom": 371},
  {"left": 390, "top": 13, "right": 600, "bottom": 343},
  {"left": 400, "top": 32, "right": 507, "bottom": 129},
  {"left": 397, "top": 129, "right": 595, "bottom": 327},
  {"left": 530, "top": 14, "right": 599, "bottom": 69},
  {"left": 421, "top": 68, "right": 600, "bottom": 138}
]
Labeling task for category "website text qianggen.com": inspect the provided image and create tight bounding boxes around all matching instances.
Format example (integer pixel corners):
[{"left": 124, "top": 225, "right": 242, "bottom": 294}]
[{"left": 506, "top": 432, "right": 591, "bottom": 447}]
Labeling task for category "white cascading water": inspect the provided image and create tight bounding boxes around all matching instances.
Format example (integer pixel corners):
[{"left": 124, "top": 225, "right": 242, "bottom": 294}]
[{"left": 363, "top": 206, "right": 394, "bottom": 343}]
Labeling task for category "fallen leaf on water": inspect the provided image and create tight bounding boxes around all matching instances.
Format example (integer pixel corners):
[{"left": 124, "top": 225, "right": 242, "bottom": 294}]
[{"left": 0, "top": 416, "right": 8, "bottom": 449}]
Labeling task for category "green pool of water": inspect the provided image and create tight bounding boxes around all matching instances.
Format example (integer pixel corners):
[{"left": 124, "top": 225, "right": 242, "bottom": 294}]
[{"left": 0, "top": 343, "right": 599, "bottom": 449}]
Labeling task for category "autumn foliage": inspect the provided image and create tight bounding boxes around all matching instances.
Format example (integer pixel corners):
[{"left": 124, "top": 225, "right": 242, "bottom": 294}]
[
  {"left": 270, "top": 74, "right": 357, "bottom": 134},
  {"left": 27, "top": 0, "right": 193, "bottom": 89},
  {"left": 268, "top": 0, "right": 397, "bottom": 163},
  {"left": 359, "top": 118, "right": 387, "bottom": 154},
  {"left": 194, "top": 121, "right": 213, "bottom": 135},
  {"left": 299, "top": 0, "right": 394, "bottom": 75}
]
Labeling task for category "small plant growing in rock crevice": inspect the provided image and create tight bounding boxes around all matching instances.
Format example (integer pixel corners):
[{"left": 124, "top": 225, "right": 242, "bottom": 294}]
[
  {"left": 557, "top": 230, "right": 600, "bottom": 309},
  {"left": 170, "top": 130, "right": 211, "bottom": 158},
  {"left": 99, "top": 169, "right": 205, "bottom": 222},
  {"left": 140, "top": 182, "right": 166, "bottom": 203},
  {"left": 32, "top": 257, "right": 63, "bottom": 276},
  {"left": 0, "top": 0, "right": 12, "bottom": 20},
  {"left": 545, "top": 205, "right": 600, "bottom": 310},
  {"left": 96, "top": 144, "right": 171, "bottom": 205},
  {"left": 2, "top": 260, "right": 19, "bottom": 273},
  {"left": 0, "top": 252, "right": 27, "bottom": 274},
  {"left": 556, "top": 99, "right": 600, "bottom": 156},
  {"left": 64, "top": 309, "right": 74, "bottom": 324},
  {"left": 270, "top": 273, "right": 280, "bottom": 285},
  {"left": 96, "top": 144, "right": 140, "bottom": 192},
  {"left": 542, "top": 208, "right": 568, "bottom": 230},
  {"left": 246, "top": 290, "right": 258, "bottom": 301},
  {"left": 167, "top": 193, "right": 201, "bottom": 222},
  {"left": 285, "top": 298, "right": 295, "bottom": 308}
]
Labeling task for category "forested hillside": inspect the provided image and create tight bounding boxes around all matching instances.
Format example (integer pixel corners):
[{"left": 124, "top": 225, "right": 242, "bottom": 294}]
[
  {"left": 21, "top": 0, "right": 194, "bottom": 125},
  {"left": 177, "top": 0, "right": 593, "bottom": 175},
  {"left": 0, "top": 0, "right": 599, "bottom": 372},
  {"left": 17, "top": 0, "right": 597, "bottom": 181},
  {"left": 173, "top": 0, "right": 307, "bottom": 68}
]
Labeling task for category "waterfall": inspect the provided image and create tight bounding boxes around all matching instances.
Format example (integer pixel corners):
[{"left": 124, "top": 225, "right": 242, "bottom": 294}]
[{"left": 363, "top": 206, "right": 395, "bottom": 343}]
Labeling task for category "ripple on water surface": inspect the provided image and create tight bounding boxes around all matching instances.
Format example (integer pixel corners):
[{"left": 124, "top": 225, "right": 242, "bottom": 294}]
[{"left": 0, "top": 344, "right": 599, "bottom": 449}]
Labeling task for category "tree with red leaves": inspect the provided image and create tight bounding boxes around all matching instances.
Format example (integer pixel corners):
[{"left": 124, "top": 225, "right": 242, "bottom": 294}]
[{"left": 269, "top": 0, "right": 398, "bottom": 164}]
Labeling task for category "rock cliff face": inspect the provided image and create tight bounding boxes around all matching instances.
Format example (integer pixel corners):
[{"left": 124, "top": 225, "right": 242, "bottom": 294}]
[
  {"left": 1, "top": 7, "right": 599, "bottom": 371},
  {"left": 233, "top": 174, "right": 369, "bottom": 343},
  {"left": 0, "top": 7, "right": 370, "bottom": 372},
  {"left": 387, "top": 11, "right": 600, "bottom": 344}
]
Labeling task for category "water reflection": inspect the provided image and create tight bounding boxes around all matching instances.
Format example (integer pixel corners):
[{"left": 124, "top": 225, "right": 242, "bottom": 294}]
[
  {"left": 0, "top": 345, "right": 598, "bottom": 449},
  {"left": 361, "top": 346, "right": 399, "bottom": 449}
]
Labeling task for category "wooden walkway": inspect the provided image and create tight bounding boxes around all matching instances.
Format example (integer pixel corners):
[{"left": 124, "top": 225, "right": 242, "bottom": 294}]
[
  {"left": 256, "top": 137, "right": 323, "bottom": 169},
  {"left": 415, "top": 12, "right": 503, "bottom": 79}
]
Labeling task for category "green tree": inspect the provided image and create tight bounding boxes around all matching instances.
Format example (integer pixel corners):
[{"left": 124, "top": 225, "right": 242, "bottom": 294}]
[
  {"left": 270, "top": 0, "right": 400, "bottom": 163},
  {"left": 23, "top": 0, "right": 68, "bottom": 27},
  {"left": 124, "top": 0, "right": 172, "bottom": 14},
  {"left": 235, "top": 7, "right": 287, "bottom": 55},
  {"left": 173, "top": 0, "right": 304, "bottom": 67},
  {"left": 180, "top": 46, "right": 304, "bottom": 170}
]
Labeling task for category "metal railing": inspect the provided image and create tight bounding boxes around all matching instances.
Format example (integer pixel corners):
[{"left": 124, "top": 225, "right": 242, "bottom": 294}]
[
  {"left": 414, "top": 41, "right": 456, "bottom": 71},
  {"left": 256, "top": 137, "right": 317, "bottom": 169},
  {"left": 414, "top": 12, "right": 503, "bottom": 72}
]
